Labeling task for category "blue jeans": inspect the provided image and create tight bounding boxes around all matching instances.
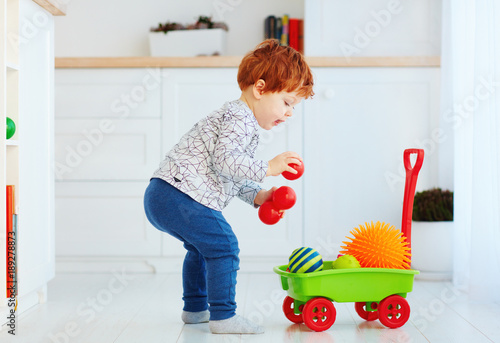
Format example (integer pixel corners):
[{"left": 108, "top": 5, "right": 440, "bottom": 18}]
[{"left": 143, "top": 178, "right": 239, "bottom": 321}]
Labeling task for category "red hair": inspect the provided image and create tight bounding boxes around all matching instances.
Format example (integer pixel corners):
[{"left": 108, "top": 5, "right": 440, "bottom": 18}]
[{"left": 237, "top": 39, "right": 314, "bottom": 99}]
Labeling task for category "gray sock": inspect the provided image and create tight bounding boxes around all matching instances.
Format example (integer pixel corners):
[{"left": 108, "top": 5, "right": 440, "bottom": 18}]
[
  {"left": 181, "top": 310, "right": 210, "bottom": 324},
  {"left": 209, "top": 315, "right": 264, "bottom": 334}
]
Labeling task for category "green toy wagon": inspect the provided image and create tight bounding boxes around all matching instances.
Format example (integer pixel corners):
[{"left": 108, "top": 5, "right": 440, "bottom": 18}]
[{"left": 274, "top": 149, "right": 424, "bottom": 331}]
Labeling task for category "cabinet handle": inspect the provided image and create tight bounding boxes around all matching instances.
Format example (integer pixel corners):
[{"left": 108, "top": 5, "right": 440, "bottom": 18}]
[{"left": 324, "top": 89, "right": 335, "bottom": 99}]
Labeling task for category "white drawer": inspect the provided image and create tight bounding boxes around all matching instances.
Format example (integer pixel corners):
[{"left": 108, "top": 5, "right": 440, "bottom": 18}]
[
  {"left": 55, "top": 181, "right": 162, "bottom": 256},
  {"left": 55, "top": 69, "right": 163, "bottom": 119}
]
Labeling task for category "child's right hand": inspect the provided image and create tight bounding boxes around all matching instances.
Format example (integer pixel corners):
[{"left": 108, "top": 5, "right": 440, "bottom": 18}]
[
  {"left": 254, "top": 187, "right": 278, "bottom": 207},
  {"left": 266, "top": 151, "right": 303, "bottom": 177}
]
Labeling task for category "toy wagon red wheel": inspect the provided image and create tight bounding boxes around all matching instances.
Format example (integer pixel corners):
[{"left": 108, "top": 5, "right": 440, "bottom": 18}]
[
  {"left": 355, "top": 302, "right": 379, "bottom": 321},
  {"left": 302, "top": 297, "right": 336, "bottom": 332},
  {"left": 282, "top": 296, "right": 304, "bottom": 324},
  {"left": 378, "top": 295, "right": 410, "bottom": 328}
]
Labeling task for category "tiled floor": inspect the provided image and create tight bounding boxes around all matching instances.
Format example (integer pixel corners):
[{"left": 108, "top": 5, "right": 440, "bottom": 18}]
[{"left": 1, "top": 271, "right": 499, "bottom": 342}]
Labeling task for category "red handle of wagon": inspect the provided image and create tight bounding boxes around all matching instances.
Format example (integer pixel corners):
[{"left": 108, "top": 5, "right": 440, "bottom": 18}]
[{"left": 401, "top": 149, "right": 424, "bottom": 252}]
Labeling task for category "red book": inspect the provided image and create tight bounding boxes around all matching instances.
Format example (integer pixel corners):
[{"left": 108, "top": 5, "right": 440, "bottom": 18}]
[
  {"left": 289, "top": 18, "right": 299, "bottom": 52},
  {"left": 6, "top": 185, "right": 15, "bottom": 297},
  {"left": 288, "top": 18, "right": 304, "bottom": 54}
]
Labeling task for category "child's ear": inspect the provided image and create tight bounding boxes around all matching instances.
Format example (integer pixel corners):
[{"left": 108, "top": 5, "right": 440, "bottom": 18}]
[{"left": 253, "top": 79, "right": 266, "bottom": 99}]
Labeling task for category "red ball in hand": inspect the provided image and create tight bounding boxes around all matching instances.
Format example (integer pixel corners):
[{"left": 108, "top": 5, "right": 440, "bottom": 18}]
[
  {"left": 273, "top": 186, "right": 296, "bottom": 210},
  {"left": 259, "top": 201, "right": 282, "bottom": 225},
  {"left": 282, "top": 161, "right": 304, "bottom": 180}
]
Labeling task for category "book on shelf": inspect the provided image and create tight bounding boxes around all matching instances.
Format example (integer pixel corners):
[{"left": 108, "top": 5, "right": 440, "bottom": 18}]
[
  {"left": 264, "top": 15, "right": 303, "bottom": 54},
  {"left": 280, "top": 15, "right": 289, "bottom": 46},
  {"left": 298, "top": 19, "right": 304, "bottom": 54},
  {"left": 264, "top": 15, "right": 275, "bottom": 39},
  {"left": 6, "top": 185, "right": 17, "bottom": 297},
  {"left": 11, "top": 214, "right": 17, "bottom": 297},
  {"left": 275, "top": 17, "right": 282, "bottom": 43},
  {"left": 288, "top": 18, "right": 304, "bottom": 54}
]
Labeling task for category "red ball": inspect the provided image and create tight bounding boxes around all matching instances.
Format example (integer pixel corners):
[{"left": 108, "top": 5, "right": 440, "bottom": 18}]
[
  {"left": 259, "top": 201, "right": 282, "bottom": 225},
  {"left": 282, "top": 161, "right": 304, "bottom": 180},
  {"left": 273, "top": 186, "right": 296, "bottom": 210}
]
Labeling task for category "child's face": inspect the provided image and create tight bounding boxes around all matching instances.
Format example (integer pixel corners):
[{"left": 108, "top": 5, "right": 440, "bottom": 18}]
[{"left": 253, "top": 90, "right": 303, "bottom": 130}]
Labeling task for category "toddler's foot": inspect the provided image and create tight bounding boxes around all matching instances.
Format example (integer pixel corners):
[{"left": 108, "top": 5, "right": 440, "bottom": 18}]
[
  {"left": 209, "top": 315, "right": 264, "bottom": 334},
  {"left": 181, "top": 310, "right": 210, "bottom": 324}
]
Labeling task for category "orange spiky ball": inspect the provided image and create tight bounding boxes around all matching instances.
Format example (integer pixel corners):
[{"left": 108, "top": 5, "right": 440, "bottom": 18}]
[{"left": 340, "top": 221, "right": 411, "bottom": 269}]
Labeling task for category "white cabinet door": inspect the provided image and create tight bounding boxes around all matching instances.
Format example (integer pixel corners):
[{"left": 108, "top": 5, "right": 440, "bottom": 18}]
[
  {"left": 54, "top": 69, "right": 163, "bottom": 181},
  {"left": 303, "top": 67, "right": 440, "bottom": 259},
  {"left": 55, "top": 181, "right": 160, "bottom": 256},
  {"left": 54, "top": 69, "right": 163, "bottom": 256},
  {"left": 160, "top": 69, "right": 305, "bottom": 257}
]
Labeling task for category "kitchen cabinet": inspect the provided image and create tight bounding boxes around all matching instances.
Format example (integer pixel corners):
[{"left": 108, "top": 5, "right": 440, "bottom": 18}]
[
  {"left": 54, "top": 68, "right": 305, "bottom": 267},
  {"left": 303, "top": 67, "right": 440, "bottom": 257},
  {"left": 54, "top": 66, "right": 440, "bottom": 269}
]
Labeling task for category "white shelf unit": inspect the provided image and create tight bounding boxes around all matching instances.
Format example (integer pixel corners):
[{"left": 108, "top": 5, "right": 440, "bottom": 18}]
[
  {"left": 1, "top": 0, "right": 21, "bottom": 317},
  {"left": 1, "top": 0, "right": 58, "bottom": 326},
  {"left": 6, "top": 62, "right": 19, "bottom": 71}
]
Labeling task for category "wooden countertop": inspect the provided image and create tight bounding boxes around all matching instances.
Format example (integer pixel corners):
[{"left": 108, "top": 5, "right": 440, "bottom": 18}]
[
  {"left": 32, "top": 0, "right": 66, "bottom": 15},
  {"left": 55, "top": 56, "right": 440, "bottom": 68}
]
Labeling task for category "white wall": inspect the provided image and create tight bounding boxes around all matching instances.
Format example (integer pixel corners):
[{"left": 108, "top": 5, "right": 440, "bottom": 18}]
[
  {"left": 54, "top": 0, "right": 304, "bottom": 56},
  {"left": 305, "top": 0, "right": 442, "bottom": 57}
]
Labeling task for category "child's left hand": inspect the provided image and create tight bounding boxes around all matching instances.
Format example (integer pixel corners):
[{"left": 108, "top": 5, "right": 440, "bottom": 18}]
[{"left": 254, "top": 187, "right": 278, "bottom": 207}]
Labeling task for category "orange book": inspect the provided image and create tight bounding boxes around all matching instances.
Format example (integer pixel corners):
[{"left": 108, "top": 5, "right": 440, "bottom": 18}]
[
  {"left": 6, "top": 185, "right": 15, "bottom": 297},
  {"left": 6, "top": 185, "right": 14, "bottom": 231}
]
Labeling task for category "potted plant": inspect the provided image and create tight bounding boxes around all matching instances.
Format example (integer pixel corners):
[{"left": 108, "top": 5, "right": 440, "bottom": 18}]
[
  {"left": 411, "top": 188, "right": 454, "bottom": 280},
  {"left": 149, "top": 16, "right": 229, "bottom": 57}
]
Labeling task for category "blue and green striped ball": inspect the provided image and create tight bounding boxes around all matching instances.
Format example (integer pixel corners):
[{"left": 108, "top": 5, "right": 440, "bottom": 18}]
[{"left": 288, "top": 247, "right": 323, "bottom": 273}]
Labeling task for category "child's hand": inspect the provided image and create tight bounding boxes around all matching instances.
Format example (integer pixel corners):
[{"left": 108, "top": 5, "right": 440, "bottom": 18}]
[
  {"left": 254, "top": 187, "right": 278, "bottom": 207},
  {"left": 266, "top": 151, "right": 303, "bottom": 177}
]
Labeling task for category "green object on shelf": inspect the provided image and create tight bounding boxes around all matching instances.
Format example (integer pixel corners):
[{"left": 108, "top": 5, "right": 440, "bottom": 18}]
[{"left": 6, "top": 117, "right": 16, "bottom": 139}]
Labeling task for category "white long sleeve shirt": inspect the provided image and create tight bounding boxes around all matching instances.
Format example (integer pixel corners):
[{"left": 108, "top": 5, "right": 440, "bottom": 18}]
[{"left": 152, "top": 99, "right": 269, "bottom": 211}]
